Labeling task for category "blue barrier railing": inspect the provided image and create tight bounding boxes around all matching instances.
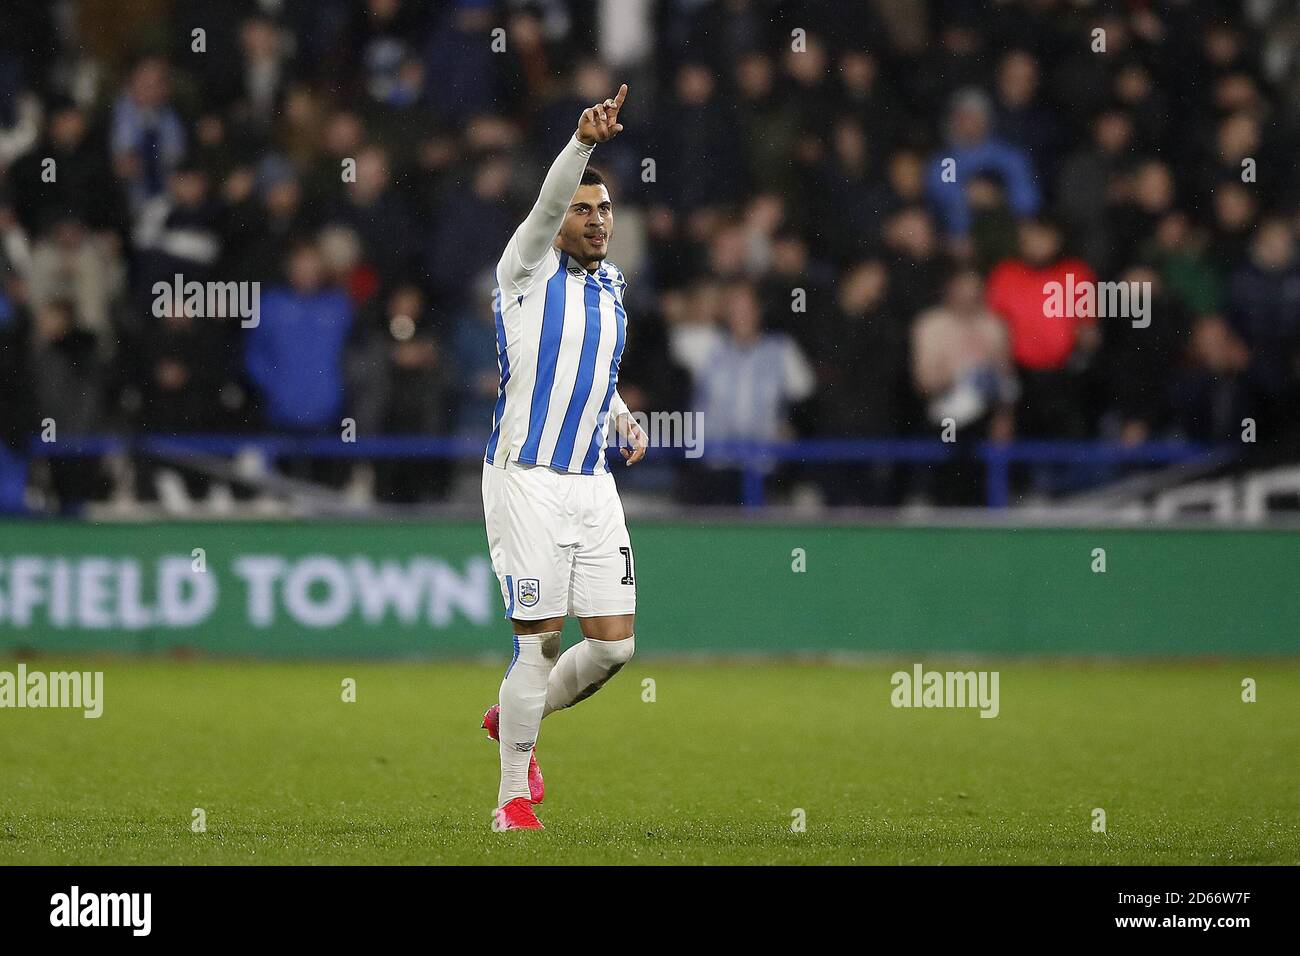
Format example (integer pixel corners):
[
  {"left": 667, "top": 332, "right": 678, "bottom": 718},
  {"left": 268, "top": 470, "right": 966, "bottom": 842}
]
[{"left": 16, "top": 434, "right": 1226, "bottom": 509}]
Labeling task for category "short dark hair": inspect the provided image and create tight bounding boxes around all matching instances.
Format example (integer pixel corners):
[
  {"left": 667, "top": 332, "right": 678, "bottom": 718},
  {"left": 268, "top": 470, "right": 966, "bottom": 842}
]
[
  {"left": 580, "top": 167, "right": 606, "bottom": 188},
  {"left": 1022, "top": 213, "right": 1060, "bottom": 233}
]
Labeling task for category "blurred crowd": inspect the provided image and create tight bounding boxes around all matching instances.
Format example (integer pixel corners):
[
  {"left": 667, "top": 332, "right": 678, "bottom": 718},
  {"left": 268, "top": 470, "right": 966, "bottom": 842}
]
[{"left": 1, "top": 0, "right": 1299, "bottom": 509}]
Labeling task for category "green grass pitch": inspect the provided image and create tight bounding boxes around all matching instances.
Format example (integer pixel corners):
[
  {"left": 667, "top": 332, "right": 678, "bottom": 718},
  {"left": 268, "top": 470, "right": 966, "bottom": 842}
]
[{"left": 2, "top": 656, "right": 1298, "bottom": 865}]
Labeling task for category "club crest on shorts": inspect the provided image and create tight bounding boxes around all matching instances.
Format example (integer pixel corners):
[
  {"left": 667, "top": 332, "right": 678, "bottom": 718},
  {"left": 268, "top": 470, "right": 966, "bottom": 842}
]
[{"left": 518, "top": 578, "right": 540, "bottom": 607}]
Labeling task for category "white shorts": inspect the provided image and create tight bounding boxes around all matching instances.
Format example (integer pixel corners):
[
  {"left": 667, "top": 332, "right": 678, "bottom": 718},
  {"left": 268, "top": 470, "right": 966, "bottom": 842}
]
[{"left": 482, "top": 459, "right": 636, "bottom": 621}]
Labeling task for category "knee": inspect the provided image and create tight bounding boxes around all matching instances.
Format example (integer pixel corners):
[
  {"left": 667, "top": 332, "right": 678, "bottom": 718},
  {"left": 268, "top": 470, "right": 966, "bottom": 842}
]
[{"left": 588, "top": 634, "right": 635, "bottom": 668}]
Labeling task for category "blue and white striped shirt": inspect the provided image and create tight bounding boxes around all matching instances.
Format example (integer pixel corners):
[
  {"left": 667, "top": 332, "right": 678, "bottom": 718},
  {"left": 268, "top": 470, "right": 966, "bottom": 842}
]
[{"left": 484, "top": 135, "right": 631, "bottom": 475}]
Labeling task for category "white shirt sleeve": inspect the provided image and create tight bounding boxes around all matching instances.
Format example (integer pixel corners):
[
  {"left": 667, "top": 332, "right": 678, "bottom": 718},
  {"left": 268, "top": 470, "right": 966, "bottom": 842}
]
[
  {"left": 497, "top": 133, "right": 595, "bottom": 296},
  {"left": 671, "top": 324, "right": 723, "bottom": 378},
  {"left": 608, "top": 389, "right": 629, "bottom": 419},
  {"left": 781, "top": 337, "right": 816, "bottom": 402}
]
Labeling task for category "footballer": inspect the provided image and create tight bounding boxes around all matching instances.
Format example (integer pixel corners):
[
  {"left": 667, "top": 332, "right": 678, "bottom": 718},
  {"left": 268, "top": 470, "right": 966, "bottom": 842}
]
[{"left": 479, "top": 84, "right": 648, "bottom": 830}]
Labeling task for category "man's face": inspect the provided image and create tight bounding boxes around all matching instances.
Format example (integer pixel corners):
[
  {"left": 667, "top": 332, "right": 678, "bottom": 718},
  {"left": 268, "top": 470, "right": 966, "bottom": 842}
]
[
  {"left": 557, "top": 184, "right": 613, "bottom": 266},
  {"left": 170, "top": 171, "right": 207, "bottom": 206},
  {"left": 1252, "top": 223, "right": 1295, "bottom": 271},
  {"left": 131, "top": 61, "right": 169, "bottom": 109},
  {"left": 1020, "top": 223, "right": 1060, "bottom": 265},
  {"left": 952, "top": 105, "right": 989, "bottom": 146},
  {"left": 288, "top": 248, "right": 324, "bottom": 292},
  {"left": 1096, "top": 113, "right": 1131, "bottom": 153},
  {"left": 724, "top": 286, "right": 761, "bottom": 342},
  {"left": 353, "top": 149, "right": 388, "bottom": 200},
  {"left": 947, "top": 272, "right": 982, "bottom": 312},
  {"left": 51, "top": 109, "right": 85, "bottom": 149}
]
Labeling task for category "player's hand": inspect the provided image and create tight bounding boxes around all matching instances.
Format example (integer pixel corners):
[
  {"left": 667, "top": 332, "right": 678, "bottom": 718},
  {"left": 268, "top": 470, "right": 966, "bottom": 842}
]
[
  {"left": 577, "top": 84, "right": 628, "bottom": 146},
  {"left": 616, "top": 411, "right": 647, "bottom": 466}
]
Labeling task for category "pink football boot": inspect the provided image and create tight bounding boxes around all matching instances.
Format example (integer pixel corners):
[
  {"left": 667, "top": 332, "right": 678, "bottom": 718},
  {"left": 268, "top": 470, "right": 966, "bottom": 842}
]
[{"left": 494, "top": 797, "right": 544, "bottom": 831}]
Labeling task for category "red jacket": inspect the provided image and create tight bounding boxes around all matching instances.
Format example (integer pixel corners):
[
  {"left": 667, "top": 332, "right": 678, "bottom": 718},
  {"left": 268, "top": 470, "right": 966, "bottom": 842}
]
[{"left": 986, "top": 257, "right": 1096, "bottom": 371}]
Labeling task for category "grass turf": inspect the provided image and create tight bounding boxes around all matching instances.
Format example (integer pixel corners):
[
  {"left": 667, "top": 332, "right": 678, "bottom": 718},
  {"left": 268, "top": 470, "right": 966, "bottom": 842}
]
[{"left": 1, "top": 656, "right": 1297, "bottom": 865}]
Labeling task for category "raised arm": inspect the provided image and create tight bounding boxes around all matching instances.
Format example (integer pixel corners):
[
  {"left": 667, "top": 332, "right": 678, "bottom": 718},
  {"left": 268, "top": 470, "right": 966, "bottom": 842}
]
[
  {"left": 502, "top": 135, "right": 595, "bottom": 283},
  {"left": 498, "top": 84, "right": 628, "bottom": 292}
]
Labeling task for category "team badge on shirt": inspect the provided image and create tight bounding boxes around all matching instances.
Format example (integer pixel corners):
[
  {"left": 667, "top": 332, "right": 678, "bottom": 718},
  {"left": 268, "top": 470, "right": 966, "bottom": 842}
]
[{"left": 518, "top": 578, "right": 540, "bottom": 607}]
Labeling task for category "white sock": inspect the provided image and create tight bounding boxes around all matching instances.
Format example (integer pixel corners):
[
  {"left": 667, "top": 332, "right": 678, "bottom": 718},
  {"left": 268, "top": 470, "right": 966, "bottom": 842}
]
[
  {"left": 497, "top": 631, "right": 561, "bottom": 806},
  {"left": 543, "top": 635, "right": 635, "bottom": 718}
]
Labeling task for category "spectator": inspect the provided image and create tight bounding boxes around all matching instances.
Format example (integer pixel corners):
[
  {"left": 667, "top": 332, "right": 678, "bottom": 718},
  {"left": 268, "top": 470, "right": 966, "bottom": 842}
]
[
  {"left": 881, "top": 206, "right": 948, "bottom": 321},
  {"left": 836, "top": 49, "right": 898, "bottom": 155},
  {"left": 1147, "top": 211, "right": 1221, "bottom": 318},
  {"left": 912, "top": 268, "right": 1017, "bottom": 438},
  {"left": 759, "top": 227, "right": 834, "bottom": 351},
  {"left": 1107, "top": 159, "right": 1177, "bottom": 275},
  {"left": 1169, "top": 314, "right": 1252, "bottom": 443},
  {"left": 1055, "top": 108, "right": 1136, "bottom": 272},
  {"left": 10, "top": 99, "right": 123, "bottom": 235},
  {"left": 912, "top": 267, "right": 1018, "bottom": 505},
  {"left": 659, "top": 62, "right": 745, "bottom": 211},
  {"left": 994, "top": 50, "right": 1059, "bottom": 179},
  {"left": 330, "top": 143, "right": 420, "bottom": 288},
  {"left": 810, "top": 259, "right": 904, "bottom": 504},
  {"left": 450, "top": 271, "right": 504, "bottom": 438},
  {"left": 985, "top": 216, "right": 1096, "bottom": 441},
  {"left": 303, "top": 109, "right": 365, "bottom": 211},
  {"left": 137, "top": 292, "right": 234, "bottom": 436},
  {"left": 1207, "top": 180, "right": 1259, "bottom": 275},
  {"left": 423, "top": 3, "right": 503, "bottom": 126},
  {"left": 817, "top": 118, "right": 885, "bottom": 266},
  {"left": 225, "top": 154, "right": 322, "bottom": 284},
  {"left": 927, "top": 87, "right": 1041, "bottom": 242},
  {"left": 1112, "top": 61, "right": 1170, "bottom": 154},
  {"left": 734, "top": 52, "right": 799, "bottom": 197},
  {"left": 966, "top": 170, "right": 1018, "bottom": 273},
  {"left": 814, "top": 260, "right": 904, "bottom": 440},
  {"left": 424, "top": 151, "right": 514, "bottom": 308},
  {"left": 1225, "top": 218, "right": 1300, "bottom": 420},
  {"left": 680, "top": 281, "right": 814, "bottom": 504},
  {"left": 350, "top": 282, "right": 451, "bottom": 502},
  {"left": 133, "top": 163, "right": 223, "bottom": 299},
  {"left": 228, "top": 15, "right": 293, "bottom": 135},
  {"left": 109, "top": 56, "right": 186, "bottom": 214},
  {"left": 29, "top": 300, "right": 109, "bottom": 509},
  {"left": 27, "top": 214, "right": 125, "bottom": 353},
  {"left": 245, "top": 242, "right": 353, "bottom": 435},
  {"left": 1099, "top": 265, "right": 1191, "bottom": 445},
  {"left": 133, "top": 291, "right": 237, "bottom": 500}
]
